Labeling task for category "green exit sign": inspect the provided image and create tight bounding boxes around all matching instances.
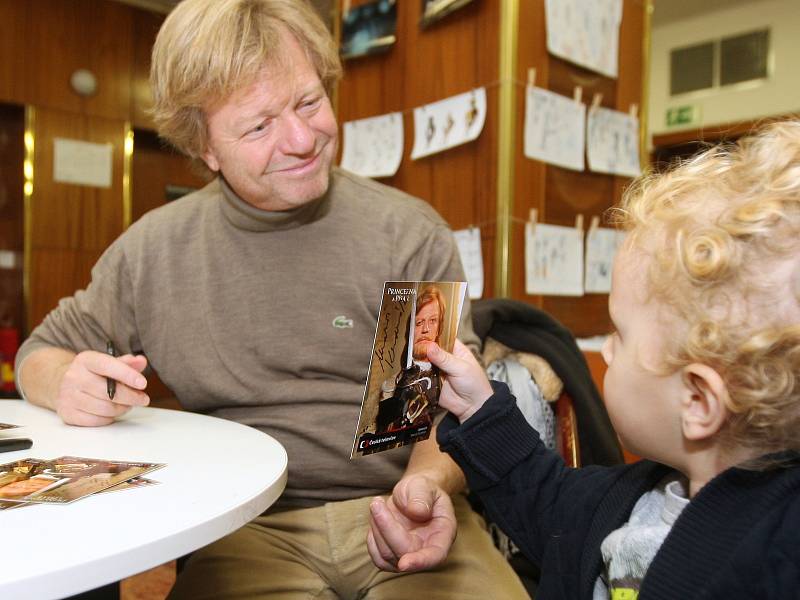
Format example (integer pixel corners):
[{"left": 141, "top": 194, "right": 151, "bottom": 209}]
[{"left": 666, "top": 105, "right": 700, "bottom": 127}]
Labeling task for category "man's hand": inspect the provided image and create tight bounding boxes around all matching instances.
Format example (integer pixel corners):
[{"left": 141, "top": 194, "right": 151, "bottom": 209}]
[
  {"left": 54, "top": 351, "right": 150, "bottom": 426},
  {"left": 426, "top": 339, "right": 494, "bottom": 423},
  {"left": 367, "top": 473, "right": 457, "bottom": 572}
]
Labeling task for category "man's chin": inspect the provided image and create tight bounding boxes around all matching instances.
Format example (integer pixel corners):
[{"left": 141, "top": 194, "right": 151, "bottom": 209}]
[{"left": 265, "top": 173, "right": 330, "bottom": 210}]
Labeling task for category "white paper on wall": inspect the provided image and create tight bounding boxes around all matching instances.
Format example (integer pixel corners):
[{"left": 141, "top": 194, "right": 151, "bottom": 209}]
[
  {"left": 411, "top": 88, "right": 486, "bottom": 160},
  {"left": 524, "top": 85, "right": 586, "bottom": 171},
  {"left": 340, "top": 112, "right": 404, "bottom": 178},
  {"left": 453, "top": 227, "right": 484, "bottom": 300},
  {"left": 525, "top": 222, "right": 584, "bottom": 296},
  {"left": 586, "top": 106, "right": 641, "bottom": 177},
  {"left": 545, "top": 0, "right": 622, "bottom": 79},
  {"left": 584, "top": 227, "right": 625, "bottom": 293},
  {"left": 53, "top": 138, "right": 113, "bottom": 188}
]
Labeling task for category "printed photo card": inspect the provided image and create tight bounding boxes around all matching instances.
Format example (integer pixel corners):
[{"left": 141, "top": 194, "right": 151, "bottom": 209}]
[
  {"left": 351, "top": 281, "right": 467, "bottom": 458},
  {"left": 0, "top": 456, "right": 164, "bottom": 507}
]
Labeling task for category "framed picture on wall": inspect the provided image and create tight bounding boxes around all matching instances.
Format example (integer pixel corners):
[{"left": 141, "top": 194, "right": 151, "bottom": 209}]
[
  {"left": 419, "top": 0, "right": 476, "bottom": 29},
  {"left": 340, "top": 0, "right": 397, "bottom": 60}
]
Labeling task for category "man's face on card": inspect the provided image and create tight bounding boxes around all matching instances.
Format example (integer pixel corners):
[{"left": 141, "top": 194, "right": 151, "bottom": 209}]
[{"left": 413, "top": 300, "right": 441, "bottom": 360}]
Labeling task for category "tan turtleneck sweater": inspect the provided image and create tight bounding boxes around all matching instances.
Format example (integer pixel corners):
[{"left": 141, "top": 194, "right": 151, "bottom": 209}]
[{"left": 17, "top": 168, "right": 478, "bottom": 507}]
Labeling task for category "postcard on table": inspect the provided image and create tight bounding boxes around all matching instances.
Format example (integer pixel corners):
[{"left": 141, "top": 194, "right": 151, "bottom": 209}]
[
  {"left": 0, "top": 456, "right": 165, "bottom": 505},
  {"left": 351, "top": 281, "right": 467, "bottom": 458}
]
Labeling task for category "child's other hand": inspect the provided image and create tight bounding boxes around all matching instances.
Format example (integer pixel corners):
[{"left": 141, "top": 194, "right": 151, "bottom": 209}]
[{"left": 425, "top": 340, "right": 493, "bottom": 423}]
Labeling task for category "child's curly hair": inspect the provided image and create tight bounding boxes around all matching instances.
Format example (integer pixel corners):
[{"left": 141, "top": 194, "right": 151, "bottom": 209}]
[{"left": 613, "top": 120, "right": 800, "bottom": 456}]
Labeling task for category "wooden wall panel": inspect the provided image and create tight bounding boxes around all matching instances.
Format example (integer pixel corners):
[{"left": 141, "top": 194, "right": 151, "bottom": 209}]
[
  {"left": 131, "top": 10, "right": 164, "bottom": 130},
  {"left": 0, "top": 1, "right": 28, "bottom": 107},
  {"left": 24, "top": 0, "right": 133, "bottom": 120},
  {"left": 336, "top": 0, "right": 500, "bottom": 294},
  {"left": 0, "top": 104, "right": 24, "bottom": 332},
  {"left": 28, "top": 107, "right": 126, "bottom": 327},
  {"left": 30, "top": 108, "right": 125, "bottom": 251},
  {"left": 28, "top": 248, "right": 103, "bottom": 330},
  {"left": 131, "top": 129, "right": 208, "bottom": 223}
]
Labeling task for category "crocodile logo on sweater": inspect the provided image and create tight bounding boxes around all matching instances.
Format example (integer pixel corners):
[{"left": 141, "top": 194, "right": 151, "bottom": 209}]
[{"left": 332, "top": 315, "right": 354, "bottom": 329}]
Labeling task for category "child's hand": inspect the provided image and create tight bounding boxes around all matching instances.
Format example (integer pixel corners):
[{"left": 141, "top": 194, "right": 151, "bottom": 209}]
[{"left": 426, "top": 340, "right": 493, "bottom": 423}]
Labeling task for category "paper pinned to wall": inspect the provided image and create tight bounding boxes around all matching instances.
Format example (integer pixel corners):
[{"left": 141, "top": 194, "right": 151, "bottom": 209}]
[
  {"left": 411, "top": 87, "right": 486, "bottom": 160},
  {"left": 453, "top": 227, "right": 484, "bottom": 300},
  {"left": 53, "top": 138, "right": 113, "bottom": 188},
  {"left": 340, "top": 112, "right": 404, "bottom": 178},
  {"left": 584, "top": 227, "right": 625, "bottom": 293},
  {"left": 525, "top": 222, "right": 584, "bottom": 296},
  {"left": 524, "top": 85, "right": 586, "bottom": 171},
  {"left": 545, "top": 0, "right": 622, "bottom": 79},
  {"left": 586, "top": 106, "right": 641, "bottom": 178}
]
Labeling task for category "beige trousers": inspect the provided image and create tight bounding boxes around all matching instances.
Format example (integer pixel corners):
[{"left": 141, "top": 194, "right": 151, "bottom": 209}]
[{"left": 169, "top": 494, "right": 529, "bottom": 599}]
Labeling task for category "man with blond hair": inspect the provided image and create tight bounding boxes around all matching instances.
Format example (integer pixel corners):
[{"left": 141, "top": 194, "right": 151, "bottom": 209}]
[{"left": 15, "top": 1, "right": 528, "bottom": 597}]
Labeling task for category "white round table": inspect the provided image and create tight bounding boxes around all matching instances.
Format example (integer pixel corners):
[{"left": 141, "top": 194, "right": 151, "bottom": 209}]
[{"left": 0, "top": 400, "right": 288, "bottom": 600}]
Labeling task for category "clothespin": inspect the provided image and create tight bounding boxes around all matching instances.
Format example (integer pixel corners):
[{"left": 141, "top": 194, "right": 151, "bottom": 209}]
[
  {"left": 575, "top": 213, "right": 584, "bottom": 232},
  {"left": 592, "top": 93, "right": 603, "bottom": 108},
  {"left": 527, "top": 68, "right": 537, "bottom": 88},
  {"left": 629, "top": 103, "right": 639, "bottom": 118},
  {"left": 589, "top": 215, "right": 600, "bottom": 232},
  {"left": 573, "top": 86, "right": 583, "bottom": 104},
  {"left": 529, "top": 208, "right": 538, "bottom": 234},
  {"left": 343, "top": 0, "right": 351, "bottom": 18}
]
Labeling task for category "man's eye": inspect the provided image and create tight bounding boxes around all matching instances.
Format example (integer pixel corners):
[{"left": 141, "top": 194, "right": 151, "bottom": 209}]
[{"left": 248, "top": 120, "right": 272, "bottom": 135}]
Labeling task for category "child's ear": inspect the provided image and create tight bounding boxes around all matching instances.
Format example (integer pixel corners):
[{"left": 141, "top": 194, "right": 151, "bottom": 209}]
[{"left": 679, "top": 364, "right": 730, "bottom": 441}]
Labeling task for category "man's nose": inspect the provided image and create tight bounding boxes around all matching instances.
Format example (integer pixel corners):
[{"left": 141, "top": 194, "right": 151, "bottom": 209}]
[{"left": 280, "top": 112, "right": 316, "bottom": 156}]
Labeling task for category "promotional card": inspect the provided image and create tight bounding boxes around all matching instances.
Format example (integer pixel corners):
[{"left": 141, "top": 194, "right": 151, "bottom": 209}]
[
  {"left": 351, "top": 281, "right": 467, "bottom": 458},
  {"left": 0, "top": 456, "right": 164, "bottom": 505}
]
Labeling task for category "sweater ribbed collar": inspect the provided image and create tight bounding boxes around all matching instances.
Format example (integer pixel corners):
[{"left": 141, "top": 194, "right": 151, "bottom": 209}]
[{"left": 218, "top": 174, "right": 331, "bottom": 232}]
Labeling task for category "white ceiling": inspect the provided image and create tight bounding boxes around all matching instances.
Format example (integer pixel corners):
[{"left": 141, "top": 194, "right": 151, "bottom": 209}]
[{"left": 651, "top": 0, "right": 770, "bottom": 26}]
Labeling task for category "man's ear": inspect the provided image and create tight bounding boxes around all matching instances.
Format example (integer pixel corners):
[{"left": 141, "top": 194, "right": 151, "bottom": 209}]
[
  {"left": 680, "top": 364, "right": 730, "bottom": 441},
  {"left": 202, "top": 147, "right": 220, "bottom": 172}
]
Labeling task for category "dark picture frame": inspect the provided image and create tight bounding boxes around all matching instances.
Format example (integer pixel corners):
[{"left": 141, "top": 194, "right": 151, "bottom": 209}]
[
  {"left": 419, "top": 0, "right": 476, "bottom": 29},
  {"left": 340, "top": 0, "right": 397, "bottom": 61}
]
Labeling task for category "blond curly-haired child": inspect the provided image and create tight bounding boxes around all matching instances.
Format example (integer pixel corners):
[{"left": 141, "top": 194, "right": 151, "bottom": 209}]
[{"left": 369, "top": 120, "right": 800, "bottom": 599}]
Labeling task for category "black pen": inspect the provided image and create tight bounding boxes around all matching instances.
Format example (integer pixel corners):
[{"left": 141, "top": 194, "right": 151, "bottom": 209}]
[{"left": 106, "top": 340, "right": 117, "bottom": 400}]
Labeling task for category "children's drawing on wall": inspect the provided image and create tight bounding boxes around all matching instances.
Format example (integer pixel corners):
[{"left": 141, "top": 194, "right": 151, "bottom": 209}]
[
  {"left": 453, "top": 227, "right": 484, "bottom": 300},
  {"left": 525, "top": 222, "right": 584, "bottom": 296},
  {"left": 340, "top": 112, "right": 404, "bottom": 178},
  {"left": 584, "top": 225, "right": 625, "bottom": 293},
  {"left": 524, "top": 85, "right": 586, "bottom": 171},
  {"left": 545, "top": 0, "right": 622, "bottom": 78},
  {"left": 411, "top": 88, "right": 486, "bottom": 159},
  {"left": 587, "top": 105, "right": 641, "bottom": 178}
]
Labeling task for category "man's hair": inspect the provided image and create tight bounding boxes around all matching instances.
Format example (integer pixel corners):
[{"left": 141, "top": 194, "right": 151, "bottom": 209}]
[
  {"left": 417, "top": 286, "right": 446, "bottom": 316},
  {"left": 613, "top": 120, "right": 800, "bottom": 455},
  {"left": 149, "top": 0, "right": 342, "bottom": 160}
]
